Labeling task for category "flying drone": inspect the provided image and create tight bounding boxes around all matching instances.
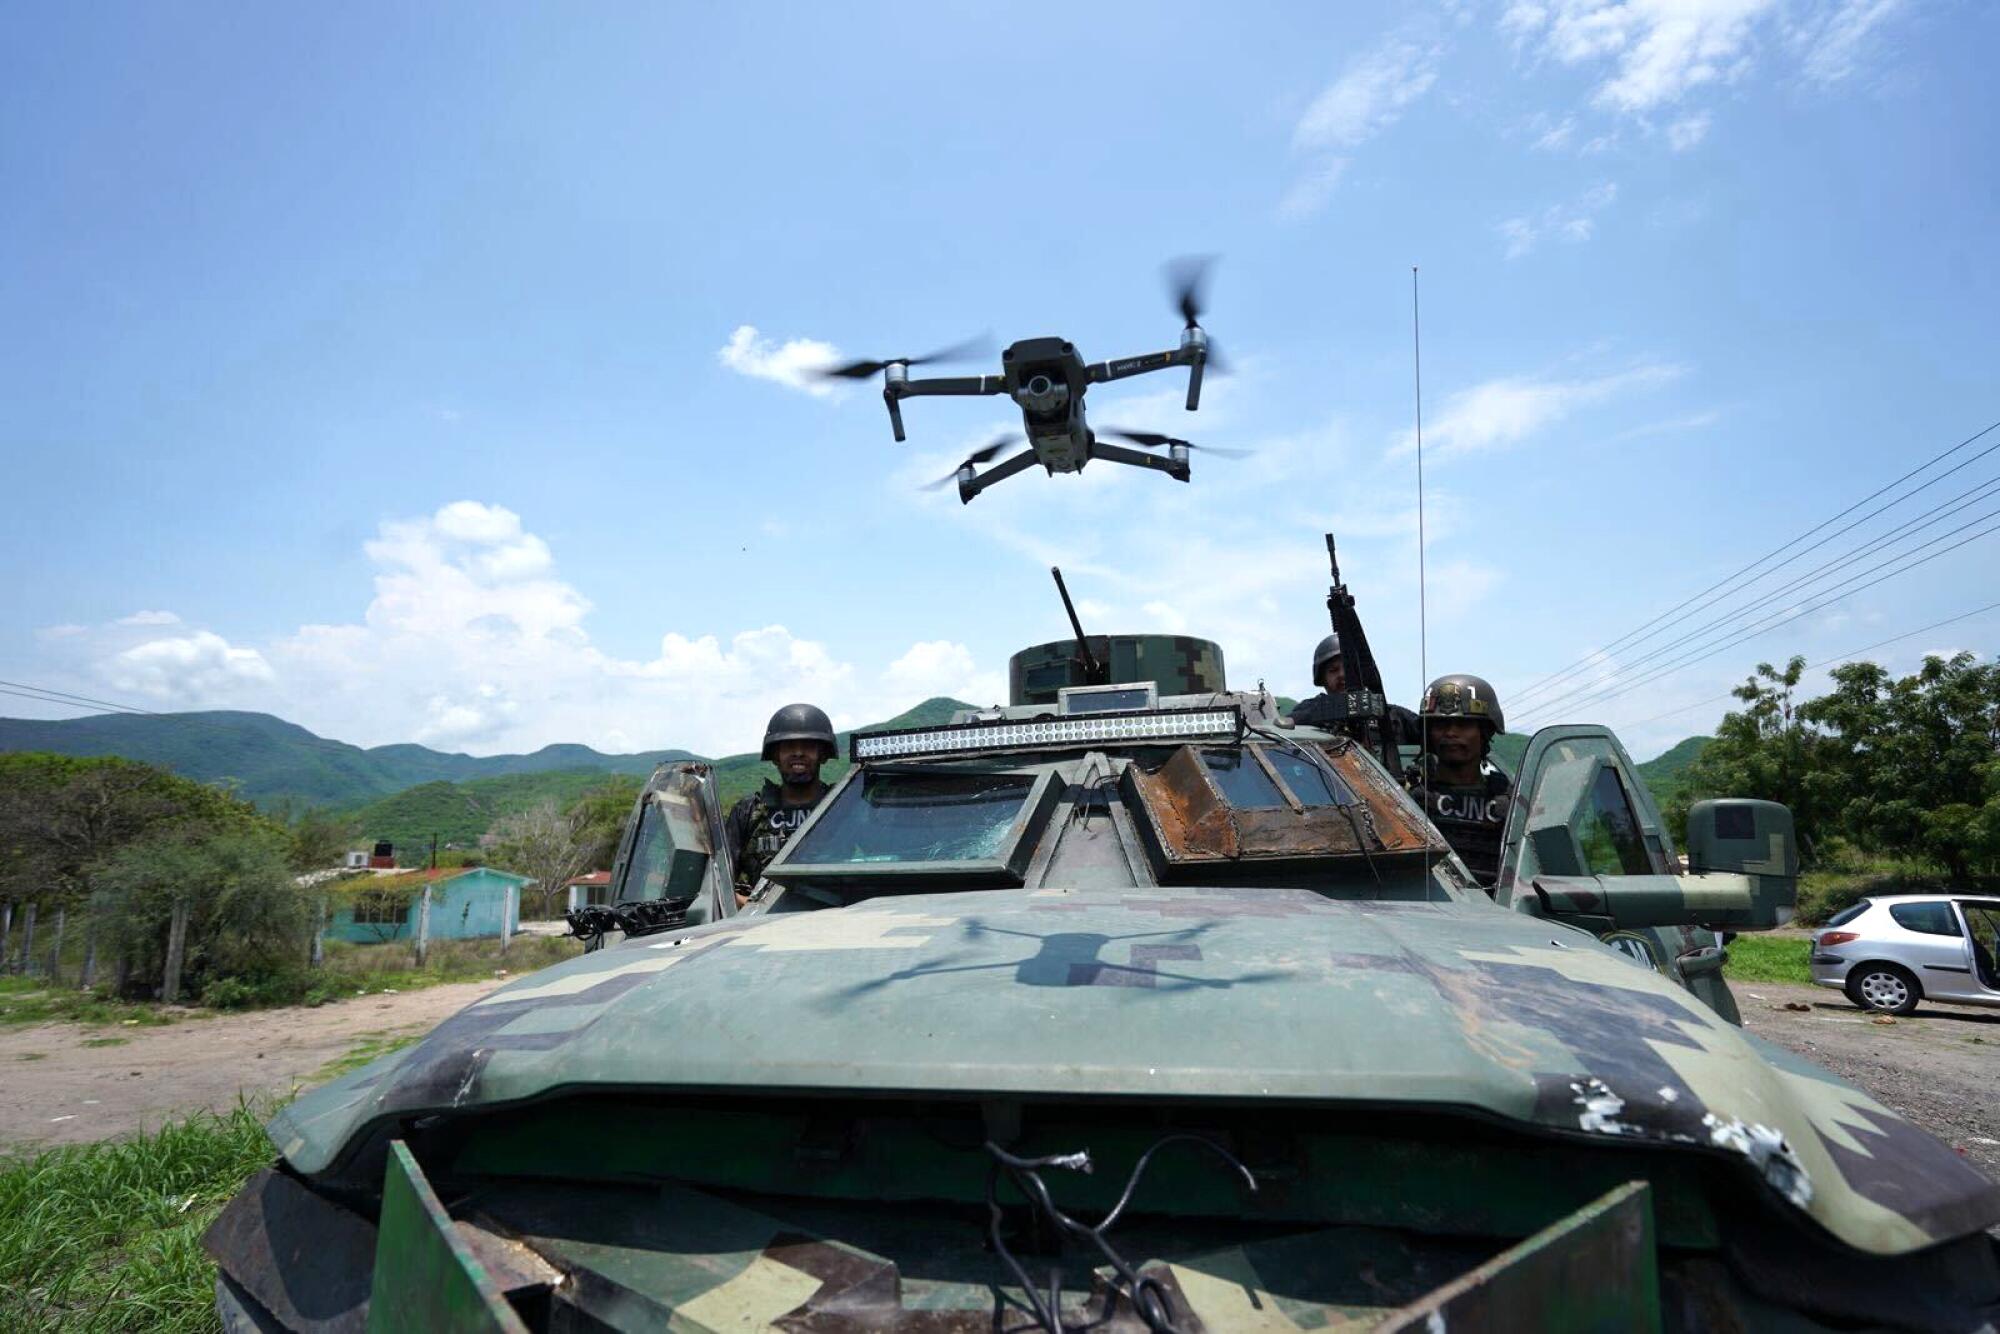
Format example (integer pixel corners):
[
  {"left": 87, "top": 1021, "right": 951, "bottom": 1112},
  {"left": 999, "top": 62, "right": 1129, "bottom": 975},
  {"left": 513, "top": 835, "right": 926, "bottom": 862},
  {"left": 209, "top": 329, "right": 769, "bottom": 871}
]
[{"left": 819, "top": 258, "right": 1249, "bottom": 504}]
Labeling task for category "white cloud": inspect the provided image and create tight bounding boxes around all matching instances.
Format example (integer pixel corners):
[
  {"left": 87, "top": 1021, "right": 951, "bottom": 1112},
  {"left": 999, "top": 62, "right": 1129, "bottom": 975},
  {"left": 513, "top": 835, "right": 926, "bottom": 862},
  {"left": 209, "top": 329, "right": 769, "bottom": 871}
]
[
  {"left": 432, "top": 500, "right": 523, "bottom": 544},
  {"left": 1497, "top": 181, "right": 1618, "bottom": 258},
  {"left": 101, "top": 630, "right": 275, "bottom": 703},
  {"left": 19, "top": 500, "right": 1034, "bottom": 754},
  {"left": 115, "top": 610, "right": 181, "bottom": 627},
  {"left": 1503, "top": 0, "right": 1775, "bottom": 112},
  {"left": 1792, "top": 0, "right": 1907, "bottom": 85},
  {"left": 1293, "top": 41, "right": 1441, "bottom": 150},
  {"left": 1665, "top": 111, "right": 1712, "bottom": 150},
  {"left": 1275, "top": 159, "right": 1350, "bottom": 223},
  {"left": 1504, "top": 0, "right": 1908, "bottom": 132},
  {"left": 884, "top": 640, "right": 1007, "bottom": 707},
  {"left": 1395, "top": 361, "right": 1683, "bottom": 460},
  {"left": 717, "top": 325, "right": 842, "bottom": 398},
  {"left": 1530, "top": 114, "right": 1578, "bottom": 150},
  {"left": 1281, "top": 39, "right": 1439, "bottom": 219}
]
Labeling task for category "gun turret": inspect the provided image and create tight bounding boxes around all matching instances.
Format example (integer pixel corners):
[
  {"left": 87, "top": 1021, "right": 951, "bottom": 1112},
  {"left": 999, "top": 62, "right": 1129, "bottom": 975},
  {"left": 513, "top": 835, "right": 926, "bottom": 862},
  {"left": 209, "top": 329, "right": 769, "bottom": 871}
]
[{"left": 1051, "top": 566, "right": 1109, "bottom": 686}]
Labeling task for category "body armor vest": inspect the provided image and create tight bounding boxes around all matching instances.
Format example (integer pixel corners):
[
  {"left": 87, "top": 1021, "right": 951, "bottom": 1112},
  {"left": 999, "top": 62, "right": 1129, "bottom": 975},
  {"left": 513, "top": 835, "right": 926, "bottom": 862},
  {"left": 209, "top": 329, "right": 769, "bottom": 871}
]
[{"left": 1408, "top": 768, "right": 1513, "bottom": 886}]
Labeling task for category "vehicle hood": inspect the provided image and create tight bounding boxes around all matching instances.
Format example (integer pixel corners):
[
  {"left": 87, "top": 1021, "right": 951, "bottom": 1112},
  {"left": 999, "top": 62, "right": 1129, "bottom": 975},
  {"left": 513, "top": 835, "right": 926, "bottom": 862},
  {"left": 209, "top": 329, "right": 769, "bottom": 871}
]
[{"left": 273, "top": 886, "right": 1999, "bottom": 1256}]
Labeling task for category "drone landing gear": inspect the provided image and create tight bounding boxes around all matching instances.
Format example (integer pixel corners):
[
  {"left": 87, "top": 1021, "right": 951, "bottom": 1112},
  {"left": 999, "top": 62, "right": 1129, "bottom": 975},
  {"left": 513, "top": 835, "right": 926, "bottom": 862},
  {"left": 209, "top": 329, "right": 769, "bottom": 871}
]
[{"left": 957, "top": 449, "right": 1041, "bottom": 505}]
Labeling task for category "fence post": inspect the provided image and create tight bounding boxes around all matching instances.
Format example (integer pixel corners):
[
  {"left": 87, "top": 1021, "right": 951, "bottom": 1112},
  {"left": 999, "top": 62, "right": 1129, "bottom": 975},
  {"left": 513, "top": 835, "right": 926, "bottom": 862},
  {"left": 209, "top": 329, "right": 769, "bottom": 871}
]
[
  {"left": 80, "top": 921, "right": 97, "bottom": 989},
  {"left": 161, "top": 900, "right": 191, "bottom": 1004},
  {"left": 46, "top": 907, "right": 66, "bottom": 986},
  {"left": 414, "top": 885, "right": 432, "bottom": 968},
  {"left": 310, "top": 897, "right": 326, "bottom": 969},
  {"left": 499, "top": 884, "right": 514, "bottom": 957},
  {"left": 18, "top": 904, "right": 37, "bottom": 977},
  {"left": 1, "top": 901, "right": 12, "bottom": 973}
]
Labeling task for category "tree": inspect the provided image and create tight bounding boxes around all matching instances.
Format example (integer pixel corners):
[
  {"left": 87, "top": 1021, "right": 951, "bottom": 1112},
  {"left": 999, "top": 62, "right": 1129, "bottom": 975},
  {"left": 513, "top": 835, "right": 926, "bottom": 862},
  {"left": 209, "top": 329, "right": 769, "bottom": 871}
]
[
  {"left": 1668, "top": 657, "right": 1834, "bottom": 856},
  {"left": 284, "top": 805, "right": 361, "bottom": 873},
  {"left": 1802, "top": 652, "right": 2000, "bottom": 878},
  {"left": 572, "top": 775, "right": 642, "bottom": 874},
  {"left": 90, "top": 824, "right": 313, "bottom": 996},
  {"left": 488, "top": 797, "right": 592, "bottom": 917},
  {"left": 1673, "top": 652, "right": 2000, "bottom": 879}
]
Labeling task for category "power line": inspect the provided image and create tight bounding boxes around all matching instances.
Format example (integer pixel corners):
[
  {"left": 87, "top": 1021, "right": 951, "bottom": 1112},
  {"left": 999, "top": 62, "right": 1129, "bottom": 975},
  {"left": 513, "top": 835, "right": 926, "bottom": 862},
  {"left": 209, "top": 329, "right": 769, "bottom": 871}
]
[
  {"left": 1604, "top": 598, "right": 2000, "bottom": 732},
  {"left": 1516, "top": 472, "right": 2000, "bottom": 719},
  {"left": 1508, "top": 416, "right": 2000, "bottom": 708},
  {"left": 1515, "top": 515, "right": 2000, "bottom": 725},
  {"left": 0, "top": 678, "right": 165, "bottom": 717}
]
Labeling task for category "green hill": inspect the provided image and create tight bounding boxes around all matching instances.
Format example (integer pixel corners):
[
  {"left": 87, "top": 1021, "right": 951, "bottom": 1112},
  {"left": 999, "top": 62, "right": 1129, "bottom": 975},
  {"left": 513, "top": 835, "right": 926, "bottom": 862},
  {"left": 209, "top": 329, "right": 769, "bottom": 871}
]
[
  {"left": 1634, "top": 735, "right": 1712, "bottom": 808},
  {"left": 0, "top": 710, "right": 696, "bottom": 808},
  {"left": 346, "top": 697, "right": 977, "bottom": 849},
  {"left": 1474, "top": 731, "right": 1707, "bottom": 811},
  {"left": 344, "top": 770, "right": 628, "bottom": 852}
]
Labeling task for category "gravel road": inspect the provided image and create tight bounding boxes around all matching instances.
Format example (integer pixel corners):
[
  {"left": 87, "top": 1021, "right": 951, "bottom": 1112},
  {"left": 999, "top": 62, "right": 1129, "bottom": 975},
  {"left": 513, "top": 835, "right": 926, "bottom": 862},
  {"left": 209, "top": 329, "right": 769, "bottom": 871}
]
[
  {"left": 0, "top": 979, "right": 505, "bottom": 1150},
  {"left": 1737, "top": 979, "right": 2000, "bottom": 1179}
]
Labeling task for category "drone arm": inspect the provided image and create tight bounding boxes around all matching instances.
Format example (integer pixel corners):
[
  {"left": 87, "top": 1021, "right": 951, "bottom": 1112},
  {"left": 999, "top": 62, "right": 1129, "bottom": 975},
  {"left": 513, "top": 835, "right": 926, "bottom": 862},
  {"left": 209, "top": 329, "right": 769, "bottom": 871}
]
[
  {"left": 1085, "top": 347, "right": 1193, "bottom": 385},
  {"left": 1090, "top": 439, "right": 1190, "bottom": 483},
  {"left": 897, "top": 374, "right": 1007, "bottom": 398},
  {"left": 957, "top": 448, "right": 1040, "bottom": 505},
  {"left": 879, "top": 373, "right": 1005, "bottom": 443}
]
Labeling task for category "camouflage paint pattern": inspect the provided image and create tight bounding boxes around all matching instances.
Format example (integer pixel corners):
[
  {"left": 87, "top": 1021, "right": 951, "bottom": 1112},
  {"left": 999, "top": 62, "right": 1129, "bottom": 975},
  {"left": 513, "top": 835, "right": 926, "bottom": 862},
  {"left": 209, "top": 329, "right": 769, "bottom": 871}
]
[{"left": 273, "top": 884, "right": 1998, "bottom": 1257}]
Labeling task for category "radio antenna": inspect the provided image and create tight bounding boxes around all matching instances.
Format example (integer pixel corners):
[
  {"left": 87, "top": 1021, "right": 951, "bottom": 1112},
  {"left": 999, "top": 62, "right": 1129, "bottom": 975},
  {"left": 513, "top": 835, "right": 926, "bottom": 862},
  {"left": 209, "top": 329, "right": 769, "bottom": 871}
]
[{"left": 1412, "top": 266, "right": 1431, "bottom": 878}]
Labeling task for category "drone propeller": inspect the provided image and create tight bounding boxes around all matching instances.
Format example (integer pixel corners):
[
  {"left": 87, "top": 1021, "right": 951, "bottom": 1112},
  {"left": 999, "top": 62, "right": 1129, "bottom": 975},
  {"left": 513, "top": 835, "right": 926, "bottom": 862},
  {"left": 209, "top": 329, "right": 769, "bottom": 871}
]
[
  {"left": 921, "top": 433, "right": 1022, "bottom": 490},
  {"left": 1164, "top": 256, "right": 1230, "bottom": 373},
  {"left": 1167, "top": 255, "right": 1215, "bottom": 331},
  {"left": 1100, "top": 427, "right": 1251, "bottom": 459},
  {"left": 821, "top": 333, "right": 993, "bottom": 381}
]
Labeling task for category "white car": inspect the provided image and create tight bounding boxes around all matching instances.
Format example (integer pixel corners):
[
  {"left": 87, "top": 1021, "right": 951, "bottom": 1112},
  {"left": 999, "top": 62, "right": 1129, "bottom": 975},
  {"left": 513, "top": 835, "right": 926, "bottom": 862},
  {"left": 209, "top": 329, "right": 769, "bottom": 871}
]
[{"left": 1810, "top": 893, "right": 2000, "bottom": 1015}]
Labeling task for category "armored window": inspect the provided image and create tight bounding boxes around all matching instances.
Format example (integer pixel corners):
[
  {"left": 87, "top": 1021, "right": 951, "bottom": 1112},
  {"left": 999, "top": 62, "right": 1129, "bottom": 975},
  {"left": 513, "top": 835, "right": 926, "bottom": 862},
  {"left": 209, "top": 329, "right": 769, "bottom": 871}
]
[
  {"left": 620, "top": 800, "right": 674, "bottom": 902},
  {"left": 1262, "top": 748, "right": 1357, "bottom": 807},
  {"left": 1888, "top": 901, "right": 1962, "bottom": 937},
  {"left": 1199, "top": 749, "right": 1287, "bottom": 808},
  {"left": 775, "top": 768, "right": 1058, "bottom": 888},
  {"left": 1574, "top": 767, "right": 1652, "bottom": 877}
]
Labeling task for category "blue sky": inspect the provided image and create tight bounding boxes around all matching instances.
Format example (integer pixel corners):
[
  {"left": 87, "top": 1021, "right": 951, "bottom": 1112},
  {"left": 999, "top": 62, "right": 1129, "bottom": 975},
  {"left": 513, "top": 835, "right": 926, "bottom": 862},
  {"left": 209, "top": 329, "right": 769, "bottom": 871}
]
[{"left": 3, "top": 1, "right": 1994, "bottom": 760}]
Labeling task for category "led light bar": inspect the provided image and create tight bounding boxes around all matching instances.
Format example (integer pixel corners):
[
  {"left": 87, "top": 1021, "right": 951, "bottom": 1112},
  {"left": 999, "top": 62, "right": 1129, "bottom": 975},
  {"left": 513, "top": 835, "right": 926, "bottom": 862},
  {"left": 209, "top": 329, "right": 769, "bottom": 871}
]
[{"left": 851, "top": 707, "right": 1239, "bottom": 761}]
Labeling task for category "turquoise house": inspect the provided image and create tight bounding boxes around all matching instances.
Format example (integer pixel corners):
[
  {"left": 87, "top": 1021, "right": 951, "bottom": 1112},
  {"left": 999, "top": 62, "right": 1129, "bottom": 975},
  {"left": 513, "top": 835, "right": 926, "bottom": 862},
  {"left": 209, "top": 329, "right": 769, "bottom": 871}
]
[{"left": 327, "top": 866, "right": 533, "bottom": 945}]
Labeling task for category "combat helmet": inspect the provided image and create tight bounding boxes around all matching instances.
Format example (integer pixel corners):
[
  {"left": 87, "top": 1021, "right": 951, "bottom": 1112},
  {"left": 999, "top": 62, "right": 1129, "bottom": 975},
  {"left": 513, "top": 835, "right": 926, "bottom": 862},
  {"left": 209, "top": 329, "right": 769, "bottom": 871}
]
[
  {"left": 1419, "top": 674, "right": 1504, "bottom": 736},
  {"left": 760, "top": 702, "right": 837, "bottom": 761},
  {"left": 1311, "top": 633, "right": 1343, "bottom": 684}
]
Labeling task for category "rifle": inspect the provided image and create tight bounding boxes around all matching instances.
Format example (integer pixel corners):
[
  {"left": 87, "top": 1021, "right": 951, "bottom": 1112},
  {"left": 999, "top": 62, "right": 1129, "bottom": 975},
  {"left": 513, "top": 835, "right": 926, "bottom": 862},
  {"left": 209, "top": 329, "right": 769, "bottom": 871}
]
[{"left": 1320, "top": 534, "right": 1401, "bottom": 771}]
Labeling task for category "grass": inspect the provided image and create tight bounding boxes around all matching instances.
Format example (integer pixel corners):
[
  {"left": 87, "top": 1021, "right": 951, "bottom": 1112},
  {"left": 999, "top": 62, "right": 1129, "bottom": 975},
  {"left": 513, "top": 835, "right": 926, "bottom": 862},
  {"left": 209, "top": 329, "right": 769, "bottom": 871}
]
[
  {"left": 1723, "top": 933, "right": 1813, "bottom": 986},
  {"left": 310, "top": 1028, "right": 424, "bottom": 1083},
  {"left": 0, "top": 1102, "right": 274, "bottom": 1333},
  {"left": 0, "top": 978, "right": 181, "bottom": 1031},
  {"left": 0, "top": 934, "right": 584, "bottom": 1029},
  {"left": 316, "top": 933, "right": 582, "bottom": 996}
]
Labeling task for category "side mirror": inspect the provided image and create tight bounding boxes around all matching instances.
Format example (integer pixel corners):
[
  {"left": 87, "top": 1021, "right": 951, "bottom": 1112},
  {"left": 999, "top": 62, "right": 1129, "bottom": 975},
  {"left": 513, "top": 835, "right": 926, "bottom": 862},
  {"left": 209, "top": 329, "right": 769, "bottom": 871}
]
[
  {"left": 1685, "top": 798, "right": 1798, "bottom": 878},
  {"left": 1531, "top": 870, "right": 1793, "bottom": 932}
]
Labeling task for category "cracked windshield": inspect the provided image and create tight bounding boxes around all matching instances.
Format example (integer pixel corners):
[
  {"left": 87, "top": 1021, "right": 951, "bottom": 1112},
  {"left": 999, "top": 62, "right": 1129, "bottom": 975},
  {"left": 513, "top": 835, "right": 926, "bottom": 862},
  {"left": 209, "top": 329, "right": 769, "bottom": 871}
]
[{"left": 787, "top": 772, "right": 1033, "bottom": 864}]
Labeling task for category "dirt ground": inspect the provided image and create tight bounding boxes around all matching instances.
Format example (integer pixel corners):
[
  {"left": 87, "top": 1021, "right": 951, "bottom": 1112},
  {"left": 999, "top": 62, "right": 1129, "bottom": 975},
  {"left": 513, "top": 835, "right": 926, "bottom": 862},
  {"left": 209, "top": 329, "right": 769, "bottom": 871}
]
[
  {"left": 1737, "top": 980, "right": 2000, "bottom": 1179},
  {"left": 0, "top": 979, "right": 504, "bottom": 1150}
]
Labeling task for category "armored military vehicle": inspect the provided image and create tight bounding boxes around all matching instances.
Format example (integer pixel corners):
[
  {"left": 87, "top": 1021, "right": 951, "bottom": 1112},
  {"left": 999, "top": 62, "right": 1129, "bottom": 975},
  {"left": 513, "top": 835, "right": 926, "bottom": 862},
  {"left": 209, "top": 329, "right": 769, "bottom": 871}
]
[{"left": 207, "top": 633, "right": 2000, "bottom": 1331}]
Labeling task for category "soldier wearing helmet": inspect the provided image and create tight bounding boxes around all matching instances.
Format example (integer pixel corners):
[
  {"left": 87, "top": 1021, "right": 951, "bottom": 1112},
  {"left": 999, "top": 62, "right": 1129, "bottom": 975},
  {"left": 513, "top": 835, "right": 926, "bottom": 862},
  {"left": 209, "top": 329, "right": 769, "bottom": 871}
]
[
  {"left": 1291, "top": 632, "right": 1419, "bottom": 744},
  {"left": 726, "top": 702, "right": 837, "bottom": 904},
  {"left": 1405, "top": 674, "right": 1512, "bottom": 888}
]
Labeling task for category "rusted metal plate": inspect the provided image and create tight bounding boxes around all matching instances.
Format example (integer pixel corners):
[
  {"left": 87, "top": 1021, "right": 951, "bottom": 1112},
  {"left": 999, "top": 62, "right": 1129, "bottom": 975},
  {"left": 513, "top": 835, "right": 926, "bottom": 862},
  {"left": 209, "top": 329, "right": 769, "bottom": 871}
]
[
  {"left": 1374, "top": 1180, "right": 1660, "bottom": 1333},
  {"left": 1130, "top": 742, "right": 1445, "bottom": 866},
  {"left": 1129, "top": 746, "right": 1239, "bottom": 860},
  {"left": 367, "top": 1142, "right": 530, "bottom": 1334}
]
